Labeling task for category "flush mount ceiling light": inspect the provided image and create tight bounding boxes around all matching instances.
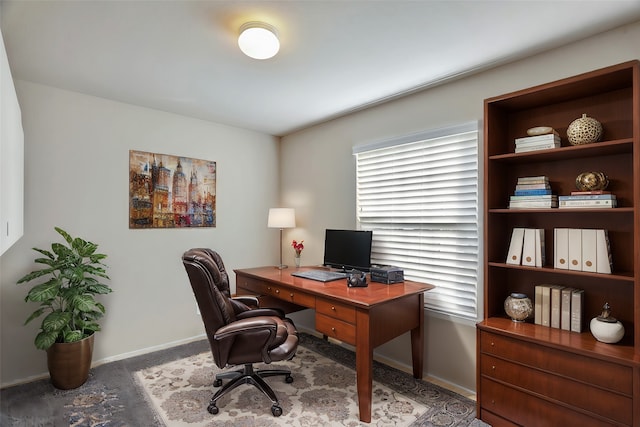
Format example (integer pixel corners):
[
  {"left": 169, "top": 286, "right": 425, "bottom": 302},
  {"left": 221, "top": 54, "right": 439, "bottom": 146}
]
[{"left": 238, "top": 21, "right": 280, "bottom": 60}]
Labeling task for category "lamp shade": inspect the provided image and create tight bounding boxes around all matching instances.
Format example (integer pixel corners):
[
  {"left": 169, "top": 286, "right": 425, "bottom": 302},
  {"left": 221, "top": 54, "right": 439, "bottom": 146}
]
[
  {"left": 238, "top": 22, "right": 280, "bottom": 60},
  {"left": 268, "top": 208, "right": 295, "bottom": 229}
]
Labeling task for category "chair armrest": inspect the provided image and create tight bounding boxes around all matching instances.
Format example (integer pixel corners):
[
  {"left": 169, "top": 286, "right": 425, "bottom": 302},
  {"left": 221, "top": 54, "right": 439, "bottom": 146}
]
[
  {"left": 236, "top": 308, "right": 286, "bottom": 320},
  {"left": 213, "top": 316, "right": 285, "bottom": 366},
  {"left": 215, "top": 316, "right": 278, "bottom": 339},
  {"left": 231, "top": 295, "right": 259, "bottom": 308}
]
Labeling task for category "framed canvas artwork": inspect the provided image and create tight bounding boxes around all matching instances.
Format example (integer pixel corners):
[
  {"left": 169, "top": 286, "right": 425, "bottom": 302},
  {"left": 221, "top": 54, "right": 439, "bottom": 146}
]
[{"left": 129, "top": 150, "right": 216, "bottom": 229}]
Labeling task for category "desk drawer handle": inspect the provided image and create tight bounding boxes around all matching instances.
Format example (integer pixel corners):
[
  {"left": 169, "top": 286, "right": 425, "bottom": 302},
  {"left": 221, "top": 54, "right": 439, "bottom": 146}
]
[
  {"left": 267, "top": 287, "right": 272, "bottom": 291},
  {"left": 275, "top": 289, "right": 280, "bottom": 294},
  {"left": 290, "top": 293, "right": 294, "bottom": 298},
  {"left": 331, "top": 327, "right": 336, "bottom": 332},
  {"left": 492, "top": 365, "right": 496, "bottom": 370},
  {"left": 331, "top": 306, "right": 336, "bottom": 311}
]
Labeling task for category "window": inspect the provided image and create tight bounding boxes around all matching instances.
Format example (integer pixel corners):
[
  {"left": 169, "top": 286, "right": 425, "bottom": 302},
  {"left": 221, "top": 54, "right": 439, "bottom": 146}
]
[{"left": 353, "top": 122, "right": 479, "bottom": 319}]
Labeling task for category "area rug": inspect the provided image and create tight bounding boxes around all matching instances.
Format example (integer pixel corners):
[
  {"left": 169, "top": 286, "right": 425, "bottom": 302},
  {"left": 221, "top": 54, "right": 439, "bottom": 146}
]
[{"left": 135, "top": 334, "right": 478, "bottom": 426}]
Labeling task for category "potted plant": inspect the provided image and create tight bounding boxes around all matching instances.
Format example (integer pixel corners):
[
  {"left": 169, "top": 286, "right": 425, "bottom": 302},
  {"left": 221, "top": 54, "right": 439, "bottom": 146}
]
[{"left": 17, "top": 227, "right": 112, "bottom": 389}]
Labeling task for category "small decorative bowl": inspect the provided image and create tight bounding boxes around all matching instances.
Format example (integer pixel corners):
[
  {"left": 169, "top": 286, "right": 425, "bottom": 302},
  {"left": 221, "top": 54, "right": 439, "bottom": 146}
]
[
  {"left": 567, "top": 113, "right": 603, "bottom": 145},
  {"left": 504, "top": 293, "right": 533, "bottom": 322},
  {"left": 575, "top": 171, "right": 609, "bottom": 191}
]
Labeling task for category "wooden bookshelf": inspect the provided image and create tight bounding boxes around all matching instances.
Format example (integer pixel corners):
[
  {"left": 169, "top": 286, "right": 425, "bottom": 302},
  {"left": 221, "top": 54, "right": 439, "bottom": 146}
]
[{"left": 477, "top": 61, "right": 640, "bottom": 426}]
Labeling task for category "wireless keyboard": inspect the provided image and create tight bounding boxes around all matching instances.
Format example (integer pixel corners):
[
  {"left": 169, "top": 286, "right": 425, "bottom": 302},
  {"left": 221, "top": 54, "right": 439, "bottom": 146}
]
[{"left": 291, "top": 270, "right": 348, "bottom": 282}]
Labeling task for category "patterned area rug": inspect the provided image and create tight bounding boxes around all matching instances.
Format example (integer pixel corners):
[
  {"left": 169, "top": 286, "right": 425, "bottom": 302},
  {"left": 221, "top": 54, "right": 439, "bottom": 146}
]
[
  {"left": 135, "top": 334, "right": 478, "bottom": 426},
  {"left": 0, "top": 333, "right": 484, "bottom": 426}
]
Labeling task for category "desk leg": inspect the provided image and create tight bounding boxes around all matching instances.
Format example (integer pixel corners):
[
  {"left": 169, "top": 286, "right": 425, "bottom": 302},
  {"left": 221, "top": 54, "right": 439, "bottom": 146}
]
[
  {"left": 355, "top": 310, "right": 373, "bottom": 423},
  {"left": 410, "top": 292, "right": 425, "bottom": 378}
]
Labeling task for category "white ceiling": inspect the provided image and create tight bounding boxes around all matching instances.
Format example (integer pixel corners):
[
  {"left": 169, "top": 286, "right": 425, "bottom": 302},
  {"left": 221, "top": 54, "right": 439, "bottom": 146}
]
[{"left": 2, "top": 1, "right": 640, "bottom": 136}]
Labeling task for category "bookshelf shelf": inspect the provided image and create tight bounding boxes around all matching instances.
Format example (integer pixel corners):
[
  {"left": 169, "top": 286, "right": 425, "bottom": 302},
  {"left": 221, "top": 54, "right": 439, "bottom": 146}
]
[
  {"left": 489, "top": 138, "right": 633, "bottom": 163},
  {"left": 487, "top": 262, "right": 635, "bottom": 282},
  {"left": 477, "top": 61, "right": 640, "bottom": 426},
  {"left": 489, "top": 207, "right": 634, "bottom": 213}
]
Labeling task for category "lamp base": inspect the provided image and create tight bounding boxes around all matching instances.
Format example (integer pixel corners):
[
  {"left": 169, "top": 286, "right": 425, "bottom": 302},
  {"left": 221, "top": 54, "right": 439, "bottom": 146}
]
[{"left": 275, "top": 264, "right": 288, "bottom": 270}]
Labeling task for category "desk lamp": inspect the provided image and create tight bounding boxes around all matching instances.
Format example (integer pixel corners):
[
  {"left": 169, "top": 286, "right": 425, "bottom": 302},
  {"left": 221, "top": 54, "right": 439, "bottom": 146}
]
[{"left": 268, "top": 208, "right": 295, "bottom": 269}]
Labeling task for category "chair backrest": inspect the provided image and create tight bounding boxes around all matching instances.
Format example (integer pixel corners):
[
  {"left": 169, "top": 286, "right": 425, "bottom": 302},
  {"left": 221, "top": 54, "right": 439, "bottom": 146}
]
[{"left": 182, "top": 249, "right": 237, "bottom": 350}]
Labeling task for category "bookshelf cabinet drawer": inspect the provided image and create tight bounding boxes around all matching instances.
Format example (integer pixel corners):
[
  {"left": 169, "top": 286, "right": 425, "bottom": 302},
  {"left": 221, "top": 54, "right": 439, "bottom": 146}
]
[
  {"left": 479, "top": 331, "right": 632, "bottom": 394},
  {"left": 480, "top": 354, "right": 632, "bottom": 425},
  {"left": 480, "top": 378, "right": 621, "bottom": 427}
]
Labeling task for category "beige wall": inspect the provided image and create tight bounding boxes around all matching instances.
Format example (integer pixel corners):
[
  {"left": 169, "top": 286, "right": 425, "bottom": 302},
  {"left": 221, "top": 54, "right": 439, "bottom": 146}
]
[
  {"left": 1, "top": 20, "right": 639, "bottom": 393},
  {"left": 280, "top": 21, "right": 640, "bottom": 392},
  {"left": 0, "top": 81, "right": 281, "bottom": 386}
]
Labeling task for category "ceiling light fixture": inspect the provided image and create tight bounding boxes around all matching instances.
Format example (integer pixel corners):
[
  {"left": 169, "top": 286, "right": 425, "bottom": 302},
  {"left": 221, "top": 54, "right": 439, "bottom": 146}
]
[{"left": 238, "top": 21, "right": 280, "bottom": 60}]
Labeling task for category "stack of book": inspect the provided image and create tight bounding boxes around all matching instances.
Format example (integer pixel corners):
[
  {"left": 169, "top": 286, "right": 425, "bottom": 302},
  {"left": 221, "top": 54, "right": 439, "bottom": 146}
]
[
  {"left": 534, "top": 285, "right": 584, "bottom": 332},
  {"left": 509, "top": 176, "right": 558, "bottom": 209},
  {"left": 514, "top": 133, "right": 561, "bottom": 153},
  {"left": 558, "top": 191, "right": 617, "bottom": 209}
]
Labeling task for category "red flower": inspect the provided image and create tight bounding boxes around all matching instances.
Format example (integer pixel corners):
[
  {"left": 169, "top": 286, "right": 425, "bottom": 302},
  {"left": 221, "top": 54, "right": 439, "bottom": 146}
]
[{"left": 291, "top": 240, "right": 304, "bottom": 255}]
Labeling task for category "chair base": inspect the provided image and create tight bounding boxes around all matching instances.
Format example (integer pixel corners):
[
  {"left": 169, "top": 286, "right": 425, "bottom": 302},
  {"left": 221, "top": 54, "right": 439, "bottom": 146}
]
[{"left": 209, "top": 364, "right": 293, "bottom": 417}]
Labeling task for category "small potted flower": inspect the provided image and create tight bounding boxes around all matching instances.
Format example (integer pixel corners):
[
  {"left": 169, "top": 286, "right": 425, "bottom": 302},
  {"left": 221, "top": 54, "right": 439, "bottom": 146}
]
[{"left": 291, "top": 240, "right": 304, "bottom": 268}]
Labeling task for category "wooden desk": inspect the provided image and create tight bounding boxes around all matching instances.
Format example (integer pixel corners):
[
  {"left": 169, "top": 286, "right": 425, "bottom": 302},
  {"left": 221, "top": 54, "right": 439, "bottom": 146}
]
[{"left": 234, "top": 266, "right": 434, "bottom": 423}]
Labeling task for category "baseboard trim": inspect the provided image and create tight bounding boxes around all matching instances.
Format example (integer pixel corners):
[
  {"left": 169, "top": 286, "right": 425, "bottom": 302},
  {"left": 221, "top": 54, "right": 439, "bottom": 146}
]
[{"left": 0, "top": 334, "right": 208, "bottom": 389}]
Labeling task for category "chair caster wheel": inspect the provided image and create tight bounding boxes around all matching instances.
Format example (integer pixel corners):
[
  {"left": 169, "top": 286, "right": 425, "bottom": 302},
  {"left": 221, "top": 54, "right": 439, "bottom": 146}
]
[
  {"left": 213, "top": 379, "right": 222, "bottom": 387},
  {"left": 207, "top": 403, "right": 219, "bottom": 415},
  {"left": 271, "top": 405, "right": 283, "bottom": 417},
  {"left": 285, "top": 375, "right": 294, "bottom": 383}
]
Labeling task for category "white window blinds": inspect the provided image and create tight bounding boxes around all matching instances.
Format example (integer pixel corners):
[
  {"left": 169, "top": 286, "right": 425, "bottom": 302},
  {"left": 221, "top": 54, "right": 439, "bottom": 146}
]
[{"left": 353, "top": 122, "right": 479, "bottom": 319}]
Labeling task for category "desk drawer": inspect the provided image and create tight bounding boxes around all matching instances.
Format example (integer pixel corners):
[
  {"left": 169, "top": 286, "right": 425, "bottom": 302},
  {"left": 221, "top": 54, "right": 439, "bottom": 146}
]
[
  {"left": 237, "top": 276, "right": 267, "bottom": 294},
  {"left": 236, "top": 277, "right": 315, "bottom": 308},
  {"left": 479, "top": 331, "right": 632, "bottom": 395},
  {"left": 270, "top": 285, "right": 315, "bottom": 307},
  {"left": 316, "top": 298, "right": 356, "bottom": 323},
  {"left": 316, "top": 313, "right": 356, "bottom": 345}
]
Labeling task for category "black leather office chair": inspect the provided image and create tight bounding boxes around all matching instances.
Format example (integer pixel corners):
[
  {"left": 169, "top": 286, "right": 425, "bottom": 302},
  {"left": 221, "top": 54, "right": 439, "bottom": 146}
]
[{"left": 181, "top": 248, "right": 298, "bottom": 417}]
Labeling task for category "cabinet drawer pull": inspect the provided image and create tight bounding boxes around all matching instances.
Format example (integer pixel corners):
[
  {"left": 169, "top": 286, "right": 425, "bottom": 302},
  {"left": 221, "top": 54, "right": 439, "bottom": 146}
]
[
  {"left": 275, "top": 289, "right": 280, "bottom": 294},
  {"left": 290, "top": 293, "right": 294, "bottom": 297},
  {"left": 331, "top": 306, "right": 336, "bottom": 311},
  {"left": 490, "top": 342, "right": 495, "bottom": 347},
  {"left": 332, "top": 327, "right": 336, "bottom": 332},
  {"left": 492, "top": 365, "right": 496, "bottom": 370}
]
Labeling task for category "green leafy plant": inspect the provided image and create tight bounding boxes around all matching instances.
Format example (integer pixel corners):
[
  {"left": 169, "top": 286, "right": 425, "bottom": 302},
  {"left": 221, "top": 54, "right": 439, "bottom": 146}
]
[{"left": 17, "top": 227, "right": 112, "bottom": 350}]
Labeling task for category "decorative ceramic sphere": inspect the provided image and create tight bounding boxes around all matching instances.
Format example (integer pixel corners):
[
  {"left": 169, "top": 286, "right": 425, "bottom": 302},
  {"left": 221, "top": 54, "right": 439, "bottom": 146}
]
[
  {"left": 567, "top": 113, "right": 603, "bottom": 145},
  {"left": 575, "top": 171, "right": 609, "bottom": 191},
  {"left": 590, "top": 303, "right": 624, "bottom": 344},
  {"left": 504, "top": 293, "right": 533, "bottom": 322}
]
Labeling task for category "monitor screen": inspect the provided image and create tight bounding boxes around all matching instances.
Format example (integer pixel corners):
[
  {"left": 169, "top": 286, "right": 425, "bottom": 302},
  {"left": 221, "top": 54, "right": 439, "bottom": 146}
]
[{"left": 323, "top": 229, "right": 373, "bottom": 272}]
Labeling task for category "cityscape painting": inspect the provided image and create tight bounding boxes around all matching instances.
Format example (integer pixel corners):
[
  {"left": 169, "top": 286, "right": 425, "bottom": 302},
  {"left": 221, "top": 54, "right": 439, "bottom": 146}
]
[{"left": 129, "top": 150, "right": 216, "bottom": 229}]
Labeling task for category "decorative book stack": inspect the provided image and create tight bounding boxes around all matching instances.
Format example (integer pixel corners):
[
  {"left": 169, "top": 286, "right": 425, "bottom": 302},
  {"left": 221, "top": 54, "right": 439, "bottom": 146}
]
[
  {"left": 558, "top": 191, "right": 617, "bottom": 209},
  {"left": 553, "top": 228, "right": 612, "bottom": 274},
  {"left": 508, "top": 176, "right": 558, "bottom": 209},
  {"left": 534, "top": 285, "right": 584, "bottom": 332},
  {"left": 514, "top": 133, "right": 561, "bottom": 153},
  {"left": 506, "top": 228, "right": 545, "bottom": 267}
]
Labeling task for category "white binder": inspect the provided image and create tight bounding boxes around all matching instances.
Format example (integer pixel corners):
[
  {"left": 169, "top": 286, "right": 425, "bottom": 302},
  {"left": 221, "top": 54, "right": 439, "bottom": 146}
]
[
  {"left": 595, "top": 229, "right": 612, "bottom": 274},
  {"left": 521, "top": 228, "right": 536, "bottom": 266},
  {"left": 506, "top": 228, "right": 525, "bottom": 265},
  {"left": 581, "top": 229, "right": 597, "bottom": 272},
  {"left": 568, "top": 228, "right": 582, "bottom": 271},
  {"left": 554, "top": 228, "right": 569, "bottom": 269}
]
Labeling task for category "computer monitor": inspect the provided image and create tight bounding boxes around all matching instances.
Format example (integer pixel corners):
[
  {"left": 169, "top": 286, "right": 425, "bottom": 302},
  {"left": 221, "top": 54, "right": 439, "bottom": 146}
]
[{"left": 323, "top": 229, "right": 373, "bottom": 272}]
